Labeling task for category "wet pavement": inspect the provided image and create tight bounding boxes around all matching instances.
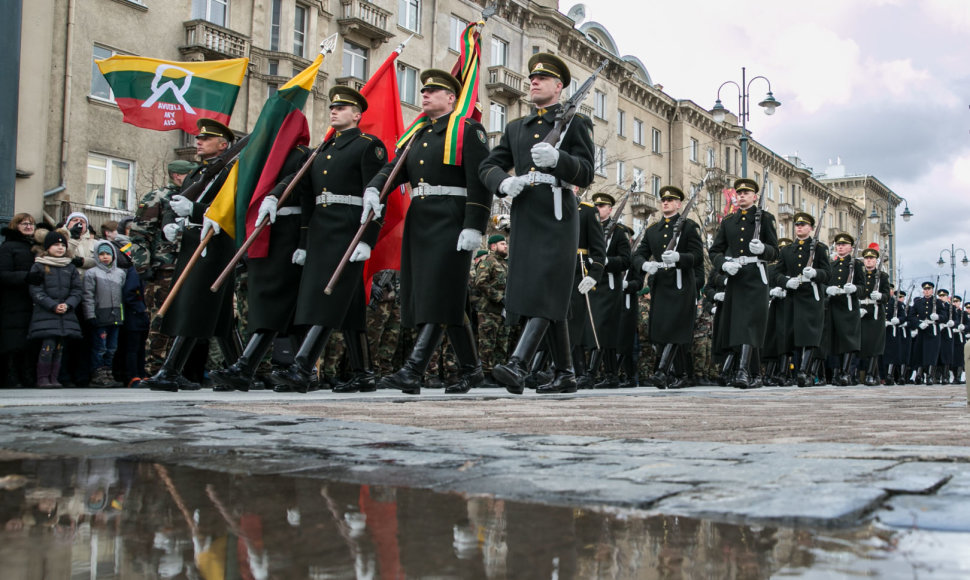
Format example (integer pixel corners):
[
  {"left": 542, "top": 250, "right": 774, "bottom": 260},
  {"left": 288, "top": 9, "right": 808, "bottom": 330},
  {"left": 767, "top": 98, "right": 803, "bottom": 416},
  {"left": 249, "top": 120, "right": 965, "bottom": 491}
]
[{"left": 1, "top": 383, "right": 969, "bottom": 578}]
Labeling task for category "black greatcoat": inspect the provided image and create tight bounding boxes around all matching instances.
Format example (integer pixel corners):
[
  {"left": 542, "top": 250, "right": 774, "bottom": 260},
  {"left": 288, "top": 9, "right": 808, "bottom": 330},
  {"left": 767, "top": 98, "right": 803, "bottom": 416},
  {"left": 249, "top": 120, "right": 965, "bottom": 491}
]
[
  {"left": 708, "top": 208, "right": 779, "bottom": 348},
  {"left": 0, "top": 229, "right": 38, "bottom": 352},
  {"left": 276, "top": 130, "right": 386, "bottom": 329},
  {"left": 825, "top": 255, "right": 865, "bottom": 354},
  {"left": 367, "top": 116, "right": 491, "bottom": 327},
  {"left": 567, "top": 202, "right": 606, "bottom": 347},
  {"left": 588, "top": 219, "right": 631, "bottom": 349},
  {"left": 480, "top": 105, "right": 595, "bottom": 321},
  {"left": 632, "top": 214, "right": 704, "bottom": 345},
  {"left": 771, "top": 239, "right": 832, "bottom": 349},
  {"left": 161, "top": 155, "right": 235, "bottom": 339},
  {"left": 858, "top": 268, "right": 890, "bottom": 357},
  {"left": 246, "top": 145, "right": 312, "bottom": 332},
  {"left": 908, "top": 295, "right": 948, "bottom": 366}
]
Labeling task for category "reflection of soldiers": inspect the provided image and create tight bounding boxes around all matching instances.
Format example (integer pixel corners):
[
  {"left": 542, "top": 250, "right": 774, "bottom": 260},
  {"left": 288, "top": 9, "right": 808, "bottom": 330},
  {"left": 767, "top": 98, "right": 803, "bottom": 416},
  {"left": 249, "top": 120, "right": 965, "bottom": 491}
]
[
  {"left": 366, "top": 270, "right": 401, "bottom": 376},
  {"left": 472, "top": 234, "right": 509, "bottom": 380}
]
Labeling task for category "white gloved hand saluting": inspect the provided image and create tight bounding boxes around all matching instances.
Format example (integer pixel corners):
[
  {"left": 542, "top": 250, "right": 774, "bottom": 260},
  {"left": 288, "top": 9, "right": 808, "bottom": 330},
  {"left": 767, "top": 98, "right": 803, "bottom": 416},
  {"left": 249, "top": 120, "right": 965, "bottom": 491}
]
[
  {"left": 456, "top": 228, "right": 483, "bottom": 252},
  {"left": 786, "top": 277, "right": 801, "bottom": 290},
  {"left": 257, "top": 195, "right": 278, "bottom": 225},
  {"left": 350, "top": 242, "right": 371, "bottom": 262},
  {"left": 169, "top": 195, "right": 193, "bottom": 217},
  {"left": 802, "top": 267, "right": 816, "bottom": 280},
  {"left": 291, "top": 249, "right": 306, "bottom": 265},
  {"left": 499, "top": 176, "right": 527, "bottom": 199},
  {"left": 361, "top": 187, "right": 383, "bottom": 223},
  {"left": 163, "top": 223, "right": 180, "bottom": 243},
  {"left": 748, "top": 239, "right": 765, "bottom": 255},
  {"left": 661, "top": 250, "right": 680, "bottom": 264},
  {"left": 577, "top": 276, "right": 596, "bottom": 295},
  {"left": 531, "top": 142, "right": 560, "bottom": 168},
  {"left": 722, "top": 261, "right": 741, "bottom": 276}
]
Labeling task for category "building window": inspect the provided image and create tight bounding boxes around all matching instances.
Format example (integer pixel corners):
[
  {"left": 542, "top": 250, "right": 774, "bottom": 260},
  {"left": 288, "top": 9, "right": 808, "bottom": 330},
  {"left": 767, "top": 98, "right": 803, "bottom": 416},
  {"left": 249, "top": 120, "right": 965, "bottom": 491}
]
[
  {"left": 489, "top": 102, "right": 507, "bottom": 133},
  {"left": 293, "top": 4, "right": 307, "bottom": 58},
  {"left": 398, "top": 0, "right": 420, "bottom": 32},
  {"left": 689, "top": 138, "right": 698, "bottom": 162},
  {"left": 778, "top": 185, "right": 785, "bottom": 204},
  {"left": 398, "top": 63, "right": 418, "bottom": 105},
  {"left": 651, "top": 175, "right": 662, "bottom": 197},
  {"left": 192, "top": 0, "right": 228, "bottom": 27},
  {"left": 633, "top": 119, "right": 644, "bottom": 146},
  {"left": 594, "top": 90, "right": 606, "bottom": 120},
  {"left": 651, "top": 128, "right": 661, "bottom": 154},
  {"left": 343, "top": 41, "right": 368, "bottom": 79},
  {"left": 491, "top": 37, "right": 508, "bottom": 67},
  {"left": 268, "top": 58, "right": 279, "bottom": 76},
  {"left": 632, "top": 168, "right": 645, "bottom": 192},
  {"left": 267, "top": 83, "right": 278, "bottom": 98},
  {"left": 766, "top": 180, "right": 774, "bottom": 200},
  {"left": 724, "top": 146, "right": 730, "bottom": 171},
  {"left": 778, "top": 223, "right": 786, "bottom": 237},
  {"left": 86, "top": 153, "right": 134, "bottom": 211},
  {"left": 617, "top": 109, "right": 626, "bottom": 137},
  {"left": 595, "top": 146, "right": 606, "bottom": 176},
  {"left": 616, "top": 161, "right": 625, "bottom": 187},
  {"left": 564, "top": 79, "right": 579, "bottom": 99},
  {"left": 270, "top": 0, "right": 281, "bottom": 50},
  {"left": 449, "top": 15, "right": 469, "bottom": 52},
  {"left": 91, "top": 45, "right": 116, "bottom": 102},
  {"left": 707, "top": 147, "right": 715, "bottom": 168}
]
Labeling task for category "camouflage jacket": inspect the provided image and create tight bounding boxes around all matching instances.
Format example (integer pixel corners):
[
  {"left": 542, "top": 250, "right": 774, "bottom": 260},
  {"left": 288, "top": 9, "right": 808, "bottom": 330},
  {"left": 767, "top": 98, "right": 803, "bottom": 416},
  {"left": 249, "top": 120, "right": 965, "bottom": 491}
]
[
  {"left": 130, "top": 184, "right": 180, "bottom": 275},
  {"left": 472, "top": 252, "right": 508, "bottom": 315}
]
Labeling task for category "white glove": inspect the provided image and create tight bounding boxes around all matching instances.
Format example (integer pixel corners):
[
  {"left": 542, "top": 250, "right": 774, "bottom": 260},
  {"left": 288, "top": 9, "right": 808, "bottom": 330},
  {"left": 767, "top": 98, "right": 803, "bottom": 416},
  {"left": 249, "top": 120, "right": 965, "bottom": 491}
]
[
  {"left": 163, "top": 223, "right": 180, "bottom": 243},
  {"left": 350, "top": 242, "right": 371, "bottom": 262},
  {"left": 291, "top": 249, "right": 306, "bottom": 265},
  {"left": 622, "top": 279, "right": 629, "bottom": 290},
  {"left": 499, "top": 176, "right": 527, "bottom": 199},
  {"left": 361, "top": 187, "right": 383, "bottom": 223},
  {"left": 661, "top": 250, "right": 680, "bottom": 264},
  {"left": 722, "top": 261, "right": 741, "bottom": 276},
  {"left": 802, "top": 267, "right": 816, "bottom": 280},
  {"left": 257, "top": 195, "right": 278, "bottom": 225},
  {"left": 843, "top": 283, "right": 857, "bottom": 295},
  {"left": 946, "top": 320, "right": 955, "bottom": 328},
  {"left": 770, "top": 287, "right": 785, "bottom": 298},
  {"left": 531, "top": 142, "right": 559, "bottom": 168},
  {"left": 642, "top": 261, "right": 660, "bottom": 275},
  {"left": 919, "top": 321, "right": 929, "bottom": 330},
  {"left": 248, "top": 550, "right": 269, "bottom": 580},
  {"left": 870, "top": 291, "right": 882, "bottom": 301},
  {"left": 748, "top": 239, "right": 765, "bottom": 255},
  {"left": 785, "top": 277, "right": 800, "bottom": 290},
  {"left": 860, "top": 308, "right": 868, "bottom": 318},
  {"left": 826, "top": 285, "right": 841, "bottom": 297},
  {"left": 930, "top": 313, "right": 940, "bottom": 321},
  {"left": 169, "top": 195, "right": 193, "bottom": 217},
  {"left": 714, "top": 292, "right": 725, "bottom": 302},
  {"left": 959, "top": 324, "right": 965, "bottom": 331},
  {"left": 456, "top": 228, "right": 483, "bottom": 252},
  {"left": 910, "top": 329, "right": 918, "bottom": 338},
  {"left": 199, "top": 217, "right": 221, "bottom": 257},
  {"left": 577, "top": 276, "right": 596, "bottom": 294},
  {"left": 885, "top": 320, "right": 892, "bottom": 327},
  {"left": 890, "top": 317, "right": 900, "bottom": 325}
]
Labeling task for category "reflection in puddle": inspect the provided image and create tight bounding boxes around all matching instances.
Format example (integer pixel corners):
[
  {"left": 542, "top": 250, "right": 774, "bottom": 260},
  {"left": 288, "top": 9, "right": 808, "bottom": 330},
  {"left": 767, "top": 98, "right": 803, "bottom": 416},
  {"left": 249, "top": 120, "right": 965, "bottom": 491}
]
[{"left": 0, "top": 458, "right": 967, "bottom": 578}]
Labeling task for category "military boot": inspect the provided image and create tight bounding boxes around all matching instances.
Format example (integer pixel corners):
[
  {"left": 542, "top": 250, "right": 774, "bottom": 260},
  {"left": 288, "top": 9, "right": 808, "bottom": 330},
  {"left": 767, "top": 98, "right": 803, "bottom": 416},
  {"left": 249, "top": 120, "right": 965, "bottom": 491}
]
[
  {"left": 144, "top": 337, "right": 198, "bottom": 392},
  {"left": 796, "top": 347, "right": 814, "bottom": 388},
  {"left": 537, "top": 321, "right": 577, "bottom": 394},
  {"left": 271, "top": 326, "right": 331, "bottom": 393},
  {"left": 493, "top": 318, "right": 549, "bottom": 394},
  {"left": 863, "top": 357, "right": 880, "bottom": 386},
  {"left": 334, "top": 332, "right": 377, "bottom": 393},
  {"left": 211, "top": 331, "right": 275, "bottom": 392},
  {"left": 445, "top": 321, "right": 484, "bottom": 394},
  {"left": 732, "top": 345, "right": 759, "bottom": 389},
  {"left": 379, "top": 324, "right": 443, "bottom": 395}
]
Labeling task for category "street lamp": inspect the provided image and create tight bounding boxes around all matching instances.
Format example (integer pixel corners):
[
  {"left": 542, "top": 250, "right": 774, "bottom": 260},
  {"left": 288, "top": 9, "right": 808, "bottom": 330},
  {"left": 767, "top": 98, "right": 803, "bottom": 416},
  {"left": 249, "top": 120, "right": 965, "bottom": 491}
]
[
  {"left": 937, "top": 244, "right": 969, "bottom": 298},
  {"left": 711, "top": 67, "right": 781, "bottom": 178},
  {"left": 868, "top": 197, "right": 913, "bottom": 286}
]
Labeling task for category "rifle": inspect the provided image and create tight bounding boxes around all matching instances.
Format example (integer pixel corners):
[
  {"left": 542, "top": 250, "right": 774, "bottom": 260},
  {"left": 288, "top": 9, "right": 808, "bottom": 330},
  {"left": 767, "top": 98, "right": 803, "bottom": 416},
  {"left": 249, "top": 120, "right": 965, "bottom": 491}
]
[
  {"left": 179, "top": 133, "right": 251, "bottom": 204},
  {"left": 604, "top": 190, "right": 631, "bottom": 245},
  {"left": 751, "top": 168, "right": 770, "bottom": 241},
  {"left": 795, "top": 195, "right": 829, "bottom": 299},
  {"left": 843, "top": 221, "right": 865, "bottom": 311},
  {"left": 369, "top": 269, "right": 395, "bottom": 306},
  {"left": 542, "top": 59, "right": 608, "bottom": 148}
]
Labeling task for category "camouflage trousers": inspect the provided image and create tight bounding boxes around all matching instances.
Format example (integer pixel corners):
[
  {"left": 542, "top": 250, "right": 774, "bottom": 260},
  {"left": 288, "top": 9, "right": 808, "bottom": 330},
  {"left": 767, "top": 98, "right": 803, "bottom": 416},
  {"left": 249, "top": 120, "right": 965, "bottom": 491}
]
[
  {"left": 322, "top": 331, "right": 346, "bottom": 379},
  {"left": 366, "top": 301, "right": 401, "bottom": 376},
  {"left": 477, "top": 311, "right": 509, "bottom": 373},
  {"left": 637, "top": 308, "right": 656, "bottom": 378},
  {"left": 427, "top": 333, "right": 458, "bottom": 382},
  {"left": 692, "top": 335, "right": 716, "bottom": 382},
  {"left": 144, "top": 271, "right": 174, "bottom": 373}
]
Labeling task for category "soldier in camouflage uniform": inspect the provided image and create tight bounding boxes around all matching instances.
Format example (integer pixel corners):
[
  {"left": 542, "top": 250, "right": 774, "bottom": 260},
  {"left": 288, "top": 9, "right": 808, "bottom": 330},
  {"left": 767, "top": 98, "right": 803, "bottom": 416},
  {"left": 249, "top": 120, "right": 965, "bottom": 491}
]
[
  {"left": 366, "top": 270, "right": 401, "bottom": 377},
  {"left": 321, "top": 331, "right": 346, "bottom": 387},
  {"left": 636, "top": 288, "right": 656, "bottom": 381},
  {"left": 472, "top": 234, "right": 509, "bottom": 382},
  {"left": 129, "top": 159, "right": 197, "bottom": 373},
  {"left": 692, "top": 297, "right": 716, "bottom": 384}
]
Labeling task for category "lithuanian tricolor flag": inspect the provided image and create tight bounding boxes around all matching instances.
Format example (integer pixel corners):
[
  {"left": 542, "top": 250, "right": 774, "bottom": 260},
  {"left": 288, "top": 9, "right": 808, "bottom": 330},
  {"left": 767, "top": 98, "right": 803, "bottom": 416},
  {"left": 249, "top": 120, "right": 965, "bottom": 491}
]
[
  {"left": 95, "top": 56, "right": 248, "bottom": 133},
  {"left": 204, "top": 53, "right": 322, "bottom": 255}
]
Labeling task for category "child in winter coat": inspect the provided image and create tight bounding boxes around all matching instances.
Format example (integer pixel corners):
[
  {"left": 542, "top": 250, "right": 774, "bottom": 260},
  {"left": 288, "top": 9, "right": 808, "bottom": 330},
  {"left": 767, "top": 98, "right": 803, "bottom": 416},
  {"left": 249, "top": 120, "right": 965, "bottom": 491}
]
[
  {"left": 27, "top": 229, "right": 83, "bottom": 387},
  {"left": 83, "top": 241, "right": 126, "bottom": 387},
  {"left": 112, "top": 233, "right": 150, "bottom": 386}
]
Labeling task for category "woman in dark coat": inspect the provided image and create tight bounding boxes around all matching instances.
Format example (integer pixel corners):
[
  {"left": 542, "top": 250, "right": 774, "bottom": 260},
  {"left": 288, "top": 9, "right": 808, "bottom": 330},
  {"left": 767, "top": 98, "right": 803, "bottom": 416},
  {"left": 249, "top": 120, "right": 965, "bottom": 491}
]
[{"left": 0, "top": 213, "right": 40, "bottom": 386}]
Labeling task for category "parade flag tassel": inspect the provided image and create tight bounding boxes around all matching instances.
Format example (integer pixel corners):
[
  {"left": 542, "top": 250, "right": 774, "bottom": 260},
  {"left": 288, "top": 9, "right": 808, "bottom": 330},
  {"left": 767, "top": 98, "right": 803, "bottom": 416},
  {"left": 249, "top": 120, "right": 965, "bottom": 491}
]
[{"left": 95, "top": 56, "right": 248, "bottom": 133}]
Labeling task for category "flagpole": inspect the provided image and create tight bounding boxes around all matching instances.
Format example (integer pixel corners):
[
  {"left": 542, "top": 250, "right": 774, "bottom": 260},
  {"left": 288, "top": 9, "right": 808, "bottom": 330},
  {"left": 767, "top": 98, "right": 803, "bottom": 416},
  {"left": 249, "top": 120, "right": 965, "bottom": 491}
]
[{"left": 157, "top": 229, "right": 213, "bottom": 317}]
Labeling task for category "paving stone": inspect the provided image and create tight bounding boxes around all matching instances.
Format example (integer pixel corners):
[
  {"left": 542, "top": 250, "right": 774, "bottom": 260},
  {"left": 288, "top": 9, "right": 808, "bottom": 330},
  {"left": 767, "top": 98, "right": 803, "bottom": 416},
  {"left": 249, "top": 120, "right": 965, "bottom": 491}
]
[{"left": 878, "top": 495, "right": 970, "bottom": 531}]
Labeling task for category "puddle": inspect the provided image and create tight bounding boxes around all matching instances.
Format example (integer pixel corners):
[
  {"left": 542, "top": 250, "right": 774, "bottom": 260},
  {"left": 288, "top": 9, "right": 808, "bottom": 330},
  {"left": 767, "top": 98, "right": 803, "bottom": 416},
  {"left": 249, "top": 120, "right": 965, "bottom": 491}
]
[{"left": 0, "top": 458, "right": 967, "bottom": 579}]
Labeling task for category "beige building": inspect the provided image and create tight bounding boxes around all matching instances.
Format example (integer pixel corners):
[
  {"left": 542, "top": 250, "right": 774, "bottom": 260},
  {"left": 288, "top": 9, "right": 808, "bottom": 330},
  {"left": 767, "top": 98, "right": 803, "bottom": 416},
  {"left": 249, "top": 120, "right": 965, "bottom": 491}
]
[{"left": 15, "top": 0, "right": 903, "bottom": 280}]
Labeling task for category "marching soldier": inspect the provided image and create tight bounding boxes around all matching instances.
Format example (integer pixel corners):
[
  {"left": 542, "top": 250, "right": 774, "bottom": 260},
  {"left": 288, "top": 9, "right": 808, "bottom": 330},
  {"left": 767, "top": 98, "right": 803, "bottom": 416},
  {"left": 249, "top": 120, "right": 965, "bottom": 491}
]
[
  {"left": 479, "top": 53, "right": 596, "bottom": 395},
  {"left": 588, "top": 193, "right": 631, "bottom": 389},
  {"left": 366, "top": 270, "right": 401, "bottom": 377},
  {"left": 857, "top": 244, "right": 890, "bottom": 385},
  {"left": 908, "top": 281, "right": 948, "bottom": 384},
  {"left": 570, "top": 197, "right": 607, "bottom": 390},
  {"left": 370, "top": 70, "right": 492, "bottom": 395},
  {"left": 633, "top": 186, "right": 704, "bottom": 389},
  {"left": 707, "top": 178, "right": 779, "bottom": 388},
  {"left": 936, "top": 288, "right": 957, "bottom": 383},
  {"left": 824, "top": 233, "right": 865, "bottom": 386},
  {"left": 951, "top": 295, "right": 967, "bottom": 383},
  {"left": 882, "top": 286, "right": 904, "bottom": 384},
  {"left": 268, "top": 87, "right": 388, "bottom": 393},
  {"left": 762, "top": 237, "right": 791, "bottom": 386},
  {"left": 616, "top": 226, "right": 643, "bottom": 387},
  {"left": 472, "top": 234, "right": 509, "bottom": 382}
]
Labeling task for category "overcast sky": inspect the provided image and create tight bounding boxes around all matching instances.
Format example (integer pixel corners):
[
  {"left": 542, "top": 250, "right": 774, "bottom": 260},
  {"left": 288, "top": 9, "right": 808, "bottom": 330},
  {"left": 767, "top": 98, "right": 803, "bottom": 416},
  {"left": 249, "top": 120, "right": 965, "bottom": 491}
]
[{"left": 569, "top": 0, "right": 970, "bottom": 294}]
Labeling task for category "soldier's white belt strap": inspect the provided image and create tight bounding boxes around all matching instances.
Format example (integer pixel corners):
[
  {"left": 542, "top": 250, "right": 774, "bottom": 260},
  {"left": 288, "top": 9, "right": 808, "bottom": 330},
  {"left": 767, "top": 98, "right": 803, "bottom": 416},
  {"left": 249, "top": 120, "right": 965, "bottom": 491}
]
[
  {"left": 725, "top": 256, "right": 765, "bottom": 265},
  {"left": 411, "top": 184, "right": 467, "bottom": 198},
  {"left": 859, "top": 299, "right": 876, "bottom": 305},
  {"left": 316, "top": 193, "right": 363, "bottom": 206},
  {"left": 523, "top": 172, "right": 564, "bottom": 221},
  {"left": 277, "top": 206, "right": 302, "bottom": 216},
  {"left": 524, "top": 172, "right": 558, "bottom": 185}
]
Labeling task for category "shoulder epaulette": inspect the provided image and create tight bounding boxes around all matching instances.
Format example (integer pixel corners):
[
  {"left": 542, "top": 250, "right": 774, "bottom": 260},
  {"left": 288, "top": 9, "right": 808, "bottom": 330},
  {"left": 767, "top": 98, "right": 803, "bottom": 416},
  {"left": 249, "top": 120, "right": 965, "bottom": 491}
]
[
  {"left": 580, "top": 201, "right": 594, "bottom": 208},
  {"left": 359, "top": 134, "right": 374, "bottom": 141}
]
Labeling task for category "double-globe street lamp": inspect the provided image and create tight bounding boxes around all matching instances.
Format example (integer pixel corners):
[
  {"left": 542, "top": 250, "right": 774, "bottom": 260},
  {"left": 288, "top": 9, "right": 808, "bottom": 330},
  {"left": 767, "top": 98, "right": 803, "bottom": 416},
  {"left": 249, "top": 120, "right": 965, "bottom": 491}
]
[
  {"left": 937, "top": 244, "right": 969, "bottom": 299},
  {"left": 867, "top": 197, "right": 913, "bottom": 285},
  {"left": 711, "top": 67, "right": 781, "bottom": 179}
]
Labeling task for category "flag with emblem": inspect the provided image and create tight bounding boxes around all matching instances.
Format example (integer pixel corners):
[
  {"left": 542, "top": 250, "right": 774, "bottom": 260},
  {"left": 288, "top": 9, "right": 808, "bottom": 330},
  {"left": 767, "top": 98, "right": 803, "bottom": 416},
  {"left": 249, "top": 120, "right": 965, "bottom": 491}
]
[
  {"left": 721, "top": 187, "right": 739, "bottom": 219},
  {"left": 95, "top": 56, "right": 248, "bottom": 133},
  {"left": 204, "top": 53, "right": 321, "bottom": 255},
  {"left": 395, "top": 20, "right": 482, "bottom": 165}
]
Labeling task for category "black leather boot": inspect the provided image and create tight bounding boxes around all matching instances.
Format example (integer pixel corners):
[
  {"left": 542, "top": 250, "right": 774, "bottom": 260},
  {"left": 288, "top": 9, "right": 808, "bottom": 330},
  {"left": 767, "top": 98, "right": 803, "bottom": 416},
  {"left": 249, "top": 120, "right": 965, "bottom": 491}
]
[
  {"left": 379, "top": 324, "right": 444, "bottom": 395},
  {"left": 537, "top": 321, "right": 576, "bottom": 394},
  {"left": 863, "top": 357, "right": 880, "bottom": 386},
  {"left": 271, "top": 326, "right": 331, "bottom": 393},
  {"left": 145, "top": 337, "right": 198, "bottom": 392},
  {"left": 883, "top": 364, "right": 895, "bottom": 385},
  {"left": 732, "top": 345, "right": 757, "bottom": 389},
  {"left": 717, "top": 353, "right": 735, "bottom": 386},
  {"left": 925, "top": 365, "right": 936, "bottom": 386},
  {"left": 762, "top": 360, "right": 779, "bottom": 386},
  {"left": 796, "top": 347, "right": 814, "bottom": 388},
  {"left": 647, "top": 344, "right": 677, "bottom": 389},
  {"left": 493, "top": 318, "right": 550, "bottom": 394},
  {"left": 594, "top": 348, "right": 619, "bottom": 389},
  {"left": 899, "top": 364, "right": 909, "bottom": 384},
  {"left": 777, "top": 353, "right": 792, "bottom": 386},
  {"left": 445, "top": 321, "right": 484, "bottom": 394},
  {"left": 575, "top": 347, "right": 596, "bottom": 389},
  {"left": 211, "top": 331, "right": 275, "bottom": 392},
  {"left": 838, "top": 353, "right": 855, "bottom": 386},
  {"left": 334, "top": 332, "right": 377, "bottom": 393}
]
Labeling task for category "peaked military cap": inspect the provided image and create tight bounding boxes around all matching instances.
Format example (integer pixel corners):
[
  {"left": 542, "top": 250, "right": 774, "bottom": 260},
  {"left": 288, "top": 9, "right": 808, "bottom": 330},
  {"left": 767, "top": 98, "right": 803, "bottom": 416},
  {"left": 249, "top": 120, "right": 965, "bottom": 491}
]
[
  {"left": 953, "top": 295, "right": 962, "bottom": 302},
  {"left": 592, "top": 193, "right": 615, "bottom": 206},
  {"left": 733, "top": 178, "right": 759, "bottom": 194},
  {"left": 937, "top": 288, "right": 949, "bottom": 297},
  {"left": 778, "top": 237, "right": 793, "bottom": 248},
  {"left": 833, "top": 233, "right": 854, "bottom": 245},
  {"left": 167, "top": 160, "right": 198, "bottom": 174},
  {"left": 328, "top": 86, "right": 368, "bottom": 112},
  {"left": 898, "top": 290, "right": 907, "bottom": 297},
  {"left": 922, "top": 281, "right": 935, "bottom": 289},
  {"left": 196, "top": 118, "right": 235, "bottom": 141},
  {"left": 420, "top": 69, "right": 461, "bottom": 94},
  {"left": 527, "top": 52, "right": 571, "bottom": 87},
  {"left": 862, "top": 248, "right": 879, "bottom": 258},
  {"left": 487, "top": 234, "right": 506, "bottom": 245},
  {"left": 659, "top": 186, "right": 685, "bottom": 201},
  {"left": 793, "top": 212, "right": 815, "bottom": 227}
]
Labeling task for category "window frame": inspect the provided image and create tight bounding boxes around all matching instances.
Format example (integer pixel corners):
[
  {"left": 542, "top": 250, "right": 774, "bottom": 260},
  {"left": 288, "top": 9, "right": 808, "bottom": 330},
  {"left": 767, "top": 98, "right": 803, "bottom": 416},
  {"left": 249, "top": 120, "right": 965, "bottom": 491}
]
[
  {"left": 86, "top": 153, "right": 136, "bottom": 211},
  {"left": 449, "top": 15, "right": 469, "bottom": 52},
  {"left": 594, "top": 90, "right": 607, "bottom": 120},
  {"left": 594, "top": 146, "right": 607, "bottom": 176},
  {"left": 689, "top": 138, "right": 698, "bottom": 162},
  {"left": 632, "top": 119, "right": 644, "bottom": 146},
  {"left": 293, "top": 3, "right": 307, "bottom": 58},
  {"left": 398, "top": 0, "right": 420, "bottom": 33},
  {"left": 398, "top": 62, "right": 419, "bottom": 106},
  {"left": 342, "top": 40, "right": 368, "bottom": 79},
  {"left": 192, "top": 0, "right": 228, "bottom": 27},
  {"left": 616, "top": 160, "right": 625, "bottom": 187},
  {"left": 490, "top": 36, "right": 508, "bottom": 67},
  {"left": 651, "top": 127, "right": 662, "bottom": 154},
  {"left": 90, "top": 44, "right": 117, "bottom": 103},
  {"left": 270, "top": 0, "right": 281, "bottom": 51}
]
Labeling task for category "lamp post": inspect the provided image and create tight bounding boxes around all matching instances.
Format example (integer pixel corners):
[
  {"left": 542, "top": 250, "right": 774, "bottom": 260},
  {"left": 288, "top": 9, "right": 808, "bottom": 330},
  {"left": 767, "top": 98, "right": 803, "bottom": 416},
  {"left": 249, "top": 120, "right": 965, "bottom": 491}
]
[
  {"left": 937, "top": 244, "right": 969, "bottom": 298},
  {"left": 867, "top": 196, "right": 913, "bottom": 285},
  {"left": 711, "top": 67, "right": 781, "bottom": 179}
]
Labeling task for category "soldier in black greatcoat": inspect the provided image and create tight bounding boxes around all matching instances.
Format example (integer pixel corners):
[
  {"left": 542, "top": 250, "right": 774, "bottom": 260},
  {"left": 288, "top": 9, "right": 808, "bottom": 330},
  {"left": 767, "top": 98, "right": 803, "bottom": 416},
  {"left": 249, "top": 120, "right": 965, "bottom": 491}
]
[
  {"left": 908, "top": 281, "right": 949, "bottom": 384},
  {"left": 144, "top": 118, "right": 239, "bottom": 392},
  {"left": 707, "top": 178, "right": 779, "bottom": 389},
  {"left": 633, "top": 186, "right": 704, "bottom": 389},
  {"left": 950, "top": 296, "right": 967, "bottom": 383},
  {"left": 588, "top": 193, "right": 631, "bottom": 389},
  {"left": 479, "top": 53, "right": 596, "bottom": 394},
  {"left": 882, "top": 288, "right": 906, "bottom": 384},
  {"left": 935, "top": 288, "right": 959, "bottom": 383},
  {"left": 857, "top": 245, "right": 890, "bottom": 385},
  {"left": 369, "top": 70, "right": 492, "bottom": 395},
  {"left": 569, "top": 198, "right": 606, "bottom": 389},
  {"left": 824, "top": 233, "right": 866, "bottom": 386}
]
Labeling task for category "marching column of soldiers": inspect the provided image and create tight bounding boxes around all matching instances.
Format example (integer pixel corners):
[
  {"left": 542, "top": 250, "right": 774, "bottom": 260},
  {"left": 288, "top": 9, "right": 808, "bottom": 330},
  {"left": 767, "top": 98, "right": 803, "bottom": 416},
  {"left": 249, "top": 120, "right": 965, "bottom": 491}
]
[{"left": 132, "top": 53, "right": 966, "bottom": 395}]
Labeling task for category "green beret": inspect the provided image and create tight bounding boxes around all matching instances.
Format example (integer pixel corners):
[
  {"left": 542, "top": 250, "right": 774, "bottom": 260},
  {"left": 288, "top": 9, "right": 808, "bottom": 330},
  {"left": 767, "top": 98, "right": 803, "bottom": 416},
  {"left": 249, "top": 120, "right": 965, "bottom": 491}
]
[
  {"left": 328, "top": 86, "right": 368, "bottom": 112},
  {"left": 167, "top": 160, "right": 198, "bottom": 174},
  {"left": 487, "top": 234, "right": 506, "bottom": 245},
  {"left": 475, "top": 249, "right": 489, "bottom": 258}
]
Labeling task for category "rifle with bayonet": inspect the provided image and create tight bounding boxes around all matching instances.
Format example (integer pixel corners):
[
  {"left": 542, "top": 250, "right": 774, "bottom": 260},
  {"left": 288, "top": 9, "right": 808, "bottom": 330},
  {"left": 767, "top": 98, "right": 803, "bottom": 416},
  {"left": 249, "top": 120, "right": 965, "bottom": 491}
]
[
  {"left": 842, "top": 221, "right": 865, "bottom": 311},
  {"left": 543, "top": 59, "right": 608, "bottom": 149},
  {"left": 751, "top": 168, "right": 770, "bottom": 241},
  {"left": 604, "top": 190, "right": 631, "bottom": 246}
]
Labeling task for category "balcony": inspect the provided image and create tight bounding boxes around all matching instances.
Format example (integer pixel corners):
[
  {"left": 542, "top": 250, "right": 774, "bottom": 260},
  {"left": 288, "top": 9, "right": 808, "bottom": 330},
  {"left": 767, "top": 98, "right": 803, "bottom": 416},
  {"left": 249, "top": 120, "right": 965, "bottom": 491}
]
[
  {"left": 580, "top": 104, "right": 593, "bottom": 118},
  {"left": 485, "top": 66, "right": 527, "bottom": 100},
  {"left": 777, "top": 202, "right": 794, "bottom": 219},
  {"left": 334, "top": 76, "right": 366, "bottom": 91},
  {"left": 337, "top": 0, "right": 394, "bottom": 47},
  {"left": 630, "top": 192, "right": 659, "bottom": 218},
  {"left": 180, "top": 19, "right": 250, "bottom": 60}
]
